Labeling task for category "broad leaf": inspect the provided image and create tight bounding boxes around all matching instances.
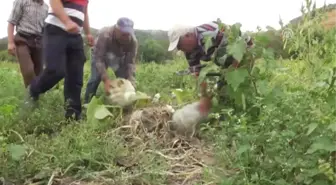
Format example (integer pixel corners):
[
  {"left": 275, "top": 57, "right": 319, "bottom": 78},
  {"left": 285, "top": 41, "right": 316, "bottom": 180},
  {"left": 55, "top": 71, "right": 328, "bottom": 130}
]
[
  {"left": 211, "top": 97, "right": 219, "bottom": 107},
  {"left": 225, "top": 68, "right": 249, "bottom": 91},
  {"left": 306, "top": 137, "right": 336, "bottom": 154},
  {"left": 237, "top": 144, "right": 250, "bottom": 155},
  {"left": 94, "top": 105, "right": 113, "bottom": 120},
  {"left": 204, "top": 36, "right": 213, "bottom": 51},
  {"left": 230, "top": 23, "right": 242, "bottom": 38},
  {"left": 8, "top": 144, "right": 26, "bottom": 161},
  {"left": 227, "top": 38, "right": 246, "bottom": 62},
  {"left": 172, "top": 89, "right": 189, "bottom": 105},
  {"left": 197, "top": 63, "right": 220, "bottom": 87},
  {"left": 327, "top": 123, "right": 336, "bottom": 132},
  {"left": 86, "top": 96, "right": 101, "bottom": 122},
  {"left": 135, "top": 98, "right": 151, "bottom": 108},
  {"left": 217, "top": 54, "right": 228, "bottom": 66},
  {"left": 135, "top": 91, "right": 151, "bottom": 100},
  {"left": 306, "top": 123, "right": 318, "bottom": 135}
]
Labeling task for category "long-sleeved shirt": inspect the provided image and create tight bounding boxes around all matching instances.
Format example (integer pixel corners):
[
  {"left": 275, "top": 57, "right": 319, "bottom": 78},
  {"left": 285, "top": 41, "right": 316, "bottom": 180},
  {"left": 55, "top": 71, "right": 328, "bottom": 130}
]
[
  {"left": 94, "top": 26, "right": 138, "bottom": 84},
  {"left": 184, "top": 21, "right": 253, "bottom": 72},
  {"left": 8, "top": 0, "right": 48, "bottom": 35}
]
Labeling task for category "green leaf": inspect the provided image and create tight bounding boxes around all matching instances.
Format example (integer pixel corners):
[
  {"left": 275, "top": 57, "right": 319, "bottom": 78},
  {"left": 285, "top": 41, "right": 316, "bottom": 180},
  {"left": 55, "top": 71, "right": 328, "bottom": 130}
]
[
  {"left": 211, "top": 97, "right": 219, "bottom": 107},
  {"left": 237, "top": 144, "right": 250, "bottom": 155},
  {"left": 328, "top": 123, "right": 336, "bottom": 132},
  {"left": 86, "top": 96, "right": 101, "bottom": 122},
  {"left": 225, "top": 68, "right": 249, "bottom": 91},
  {"left": 204, "top": 36, "right": 213, "bottom": 51},
  {"left": 306, "top": 137, "right": 336, "bottom": 154},
  {"left": 94, "top": 105, "right": 113, "bottom": 120},
  {"left": 227, "top": 38, "right": 246, "bottom": 62},
  {"left": 135, "top": 98, "right": 151, "bottom": 108},
  {"left": 197, "top": 63, "right": 220, "bottom": 87},
  {"left": 230, "top": 23, "right": 242, "bottom": 37},
  {"left": 217, "top": 54, "right": 228, "bottom": 66},
  {"left": 172, "top": 89, "right": 190, "bottom": 105},
  {"left": 127, "top": 91, "right": 151, "bottom": 104},
  {"left": 8, "top": 144, "right": 26, "bottom": 161},
  {"left": 306, "top": 123, "right": 318, "bottom": 135},
  {"left": 134, "top": 91, "right": 151, "bottom": 100},
  {"left": 256, "top": 80, "right": 272, "bottom": 96}
]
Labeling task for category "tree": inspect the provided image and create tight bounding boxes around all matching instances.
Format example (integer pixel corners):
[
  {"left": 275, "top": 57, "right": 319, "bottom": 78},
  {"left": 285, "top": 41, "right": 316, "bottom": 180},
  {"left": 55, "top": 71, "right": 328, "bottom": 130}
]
[{"left": 138, "top": 39, "right": 167, "bottom": 63}]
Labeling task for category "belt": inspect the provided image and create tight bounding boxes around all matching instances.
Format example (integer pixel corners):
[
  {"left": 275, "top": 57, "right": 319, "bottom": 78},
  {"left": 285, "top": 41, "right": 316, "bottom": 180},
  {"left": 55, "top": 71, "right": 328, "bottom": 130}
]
[{"left": 18, "top": 32, "right": 42, "bottom": 40}]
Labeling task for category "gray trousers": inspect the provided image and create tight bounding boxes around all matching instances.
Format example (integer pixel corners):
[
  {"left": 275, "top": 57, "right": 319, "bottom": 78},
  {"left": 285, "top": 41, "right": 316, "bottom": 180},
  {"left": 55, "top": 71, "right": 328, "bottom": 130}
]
[{"left": 84, "top": 51, "right": 128, "bottom": 104}]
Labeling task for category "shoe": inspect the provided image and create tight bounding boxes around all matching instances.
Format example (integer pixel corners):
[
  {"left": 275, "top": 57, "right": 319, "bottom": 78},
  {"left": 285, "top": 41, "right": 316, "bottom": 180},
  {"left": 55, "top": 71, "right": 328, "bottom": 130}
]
[
  {"left": 23, "top": 85, "right": 39, "bottom": 109},
  {"left": 65, "top": 111, "right": 82, "bottom": 121}
]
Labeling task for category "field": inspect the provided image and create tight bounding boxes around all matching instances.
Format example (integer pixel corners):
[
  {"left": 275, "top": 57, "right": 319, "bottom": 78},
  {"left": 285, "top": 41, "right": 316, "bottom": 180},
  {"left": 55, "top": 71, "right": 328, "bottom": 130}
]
[
  {"left": 1, "top": 4, "right": 336, "bottom": 185},
  {"left": 0, "top": 54, "right": 335, "bottom": 185}
]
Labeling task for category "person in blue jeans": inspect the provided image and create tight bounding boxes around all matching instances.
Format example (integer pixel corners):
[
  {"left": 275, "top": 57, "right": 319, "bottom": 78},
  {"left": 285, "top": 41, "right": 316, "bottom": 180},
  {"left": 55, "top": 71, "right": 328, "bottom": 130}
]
[
  {"left": 84, "top": 18, "right": 138, "bottom": 105},
  {"left": 26, "top": 0, "right": 94, "bottom": 121}
]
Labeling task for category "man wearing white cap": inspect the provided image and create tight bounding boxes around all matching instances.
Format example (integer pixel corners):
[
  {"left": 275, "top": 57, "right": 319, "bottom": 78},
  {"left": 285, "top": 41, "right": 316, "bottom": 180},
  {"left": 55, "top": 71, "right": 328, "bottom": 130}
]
[{"left": 167, "top": 22, "right": 253, "bottom": 75}]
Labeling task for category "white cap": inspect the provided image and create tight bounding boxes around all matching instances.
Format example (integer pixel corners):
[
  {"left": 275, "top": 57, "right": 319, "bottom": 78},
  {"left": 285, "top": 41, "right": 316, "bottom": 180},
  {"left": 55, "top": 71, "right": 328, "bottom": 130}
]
[{"left": 167, "top": 25, "right": 194, "bottom": 51}]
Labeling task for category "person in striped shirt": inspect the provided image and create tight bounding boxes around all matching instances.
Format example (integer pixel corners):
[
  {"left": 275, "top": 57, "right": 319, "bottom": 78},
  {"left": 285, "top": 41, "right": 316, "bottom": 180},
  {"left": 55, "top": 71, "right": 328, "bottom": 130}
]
[
  {"left": 27, "top": 0, "right": 94, "bottom": 121},
  {"left": 167, "top": 22, "right": 253, "bottom": 74}
]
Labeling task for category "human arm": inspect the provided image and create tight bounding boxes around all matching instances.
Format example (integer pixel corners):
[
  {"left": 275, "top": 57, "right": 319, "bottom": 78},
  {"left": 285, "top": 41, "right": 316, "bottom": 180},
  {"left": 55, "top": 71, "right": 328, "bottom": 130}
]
[
  {"left": 83, "top": 5, "right": 90, "bottom": 35},
  {"left": 94, "top": 28, "right": 109, "bottom": 83},
  {"left": 83, "top": 4, "right": 94, "bottom": 46},
  {"left": 184, "top": 51, "right": 202, "bottom": 76},
  {"left": 49, "top": 0, "right": 71, "bottom": 25},
  {"left": 7, "top": 0, "right": 23, "bottom": 55}
]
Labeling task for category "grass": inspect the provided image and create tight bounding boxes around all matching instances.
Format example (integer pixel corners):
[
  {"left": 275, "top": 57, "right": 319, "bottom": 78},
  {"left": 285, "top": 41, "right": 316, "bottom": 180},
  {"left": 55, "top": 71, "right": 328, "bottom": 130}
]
[{"left": 0, "top": 58, "right": 335, "bottom": 185}]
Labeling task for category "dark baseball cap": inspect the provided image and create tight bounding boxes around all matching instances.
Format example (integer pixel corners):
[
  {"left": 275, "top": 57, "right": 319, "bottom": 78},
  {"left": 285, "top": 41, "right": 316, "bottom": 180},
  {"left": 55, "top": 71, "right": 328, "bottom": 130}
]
[{"left": 116, "top": 17, "right": 134, "bottom": 34}]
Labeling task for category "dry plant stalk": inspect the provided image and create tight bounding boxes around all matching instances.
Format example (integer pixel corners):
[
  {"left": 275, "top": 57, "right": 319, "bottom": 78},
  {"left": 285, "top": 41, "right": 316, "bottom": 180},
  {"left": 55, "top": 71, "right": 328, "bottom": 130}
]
[{"left": 115, "top": 105, "right": 216, "bottom": 184}]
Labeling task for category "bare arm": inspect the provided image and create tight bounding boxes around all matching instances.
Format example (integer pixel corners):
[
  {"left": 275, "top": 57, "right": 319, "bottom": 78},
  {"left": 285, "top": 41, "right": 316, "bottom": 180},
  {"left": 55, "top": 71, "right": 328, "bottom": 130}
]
[
  {"left": 7, "top": 23, "right": 15, "bottom": 45},
  {"left": 49, "top": 0, "right": 71, "bottom": 25},
  {"left": 83, "top": 5, "right": 90, "bottom": 35}
]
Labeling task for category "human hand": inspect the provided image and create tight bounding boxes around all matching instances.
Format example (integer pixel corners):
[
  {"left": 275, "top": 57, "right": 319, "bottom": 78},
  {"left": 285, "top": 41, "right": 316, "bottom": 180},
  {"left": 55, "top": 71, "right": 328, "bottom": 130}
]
[
  {"left": 7, "top": 42, "right": 16, "bottom": 56},
  {"left": 86, "top": 34, "right": 95, "bottom": 47},
  {"left": 104, "top": 79, "right": 112, "bottom": 95},
  {"left": 64, "top": 20, "right": 80, "bottom": 33}
]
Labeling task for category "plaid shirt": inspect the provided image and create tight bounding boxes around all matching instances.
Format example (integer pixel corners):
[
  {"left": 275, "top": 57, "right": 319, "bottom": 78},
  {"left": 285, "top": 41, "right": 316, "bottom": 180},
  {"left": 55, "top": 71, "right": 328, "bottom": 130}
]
[
  {"left": 184, "top": 22, "right": 253, "bottom": 72},
  {"left": 8, "top": 0, "right": 48, "bottom": 36}
]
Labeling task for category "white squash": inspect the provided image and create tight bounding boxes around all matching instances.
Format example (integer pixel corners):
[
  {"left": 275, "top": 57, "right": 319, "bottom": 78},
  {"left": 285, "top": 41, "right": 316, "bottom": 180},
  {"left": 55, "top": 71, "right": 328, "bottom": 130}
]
[{"left": 107, "top": 78, "right": 149, "bottom": 107}]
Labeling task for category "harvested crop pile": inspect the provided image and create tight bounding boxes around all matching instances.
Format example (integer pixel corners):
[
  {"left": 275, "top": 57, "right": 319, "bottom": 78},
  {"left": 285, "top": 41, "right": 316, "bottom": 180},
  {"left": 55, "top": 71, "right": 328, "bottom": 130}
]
[{"left": 111, "top": 105, "right": 218, "bottom": 185}]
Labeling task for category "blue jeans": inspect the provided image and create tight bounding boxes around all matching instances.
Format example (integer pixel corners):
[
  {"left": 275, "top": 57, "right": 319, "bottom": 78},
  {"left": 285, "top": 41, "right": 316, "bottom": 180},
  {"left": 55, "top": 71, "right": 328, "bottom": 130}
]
[{"left": 84, "top": 52, "right": 127, "bottom": 104}]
